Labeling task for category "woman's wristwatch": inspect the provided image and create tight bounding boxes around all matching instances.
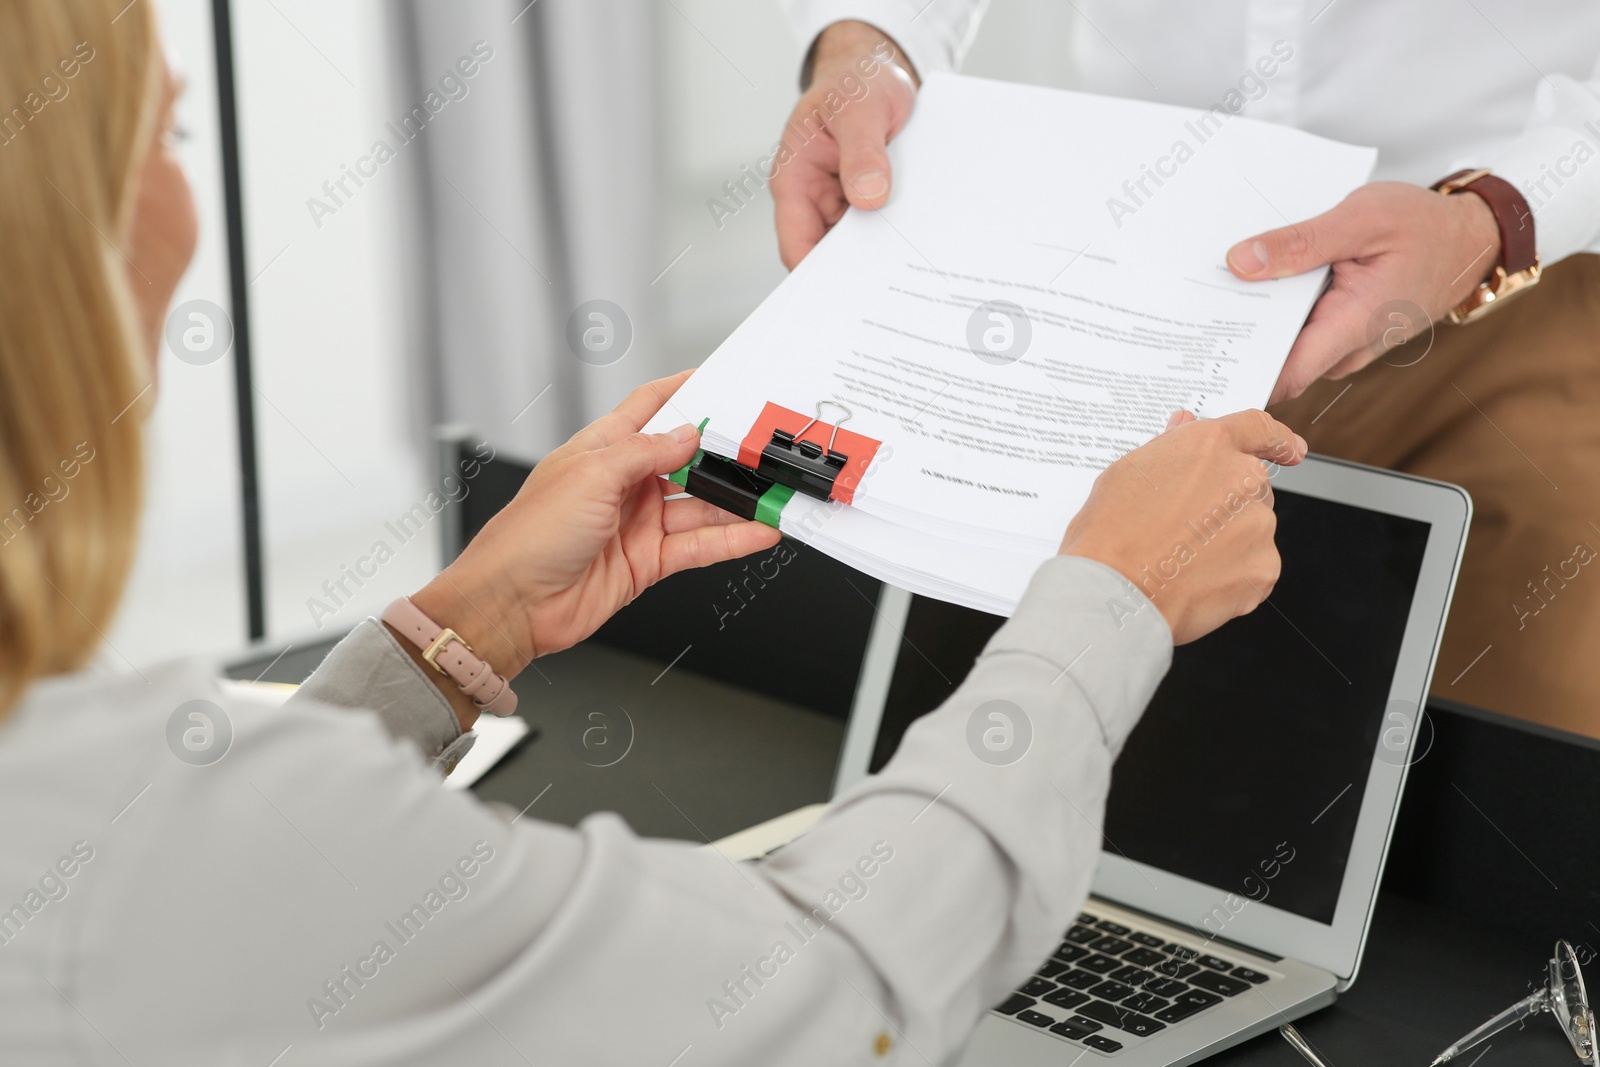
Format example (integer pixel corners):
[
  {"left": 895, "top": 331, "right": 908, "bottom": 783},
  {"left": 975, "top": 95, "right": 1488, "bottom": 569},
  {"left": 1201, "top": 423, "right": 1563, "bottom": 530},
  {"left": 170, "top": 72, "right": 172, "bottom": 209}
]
[
  {"left": 382, "top": 596, "right": 519, "bottom": 717},
  {"left": 1431, "top": 168, "right": 1541, "bottom": 324}
]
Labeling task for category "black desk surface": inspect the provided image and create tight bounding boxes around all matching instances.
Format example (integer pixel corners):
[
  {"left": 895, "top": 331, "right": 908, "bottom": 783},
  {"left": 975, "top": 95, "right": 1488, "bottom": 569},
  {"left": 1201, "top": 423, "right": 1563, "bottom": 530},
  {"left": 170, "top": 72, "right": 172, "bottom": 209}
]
[
  {"left": 468, "top": 641, "right": 845, "bottom": 843},
  {"left": 1216, "top": 892, "right": 1578, "bottom": 1065},
  {"left": 1215, "top": 696, "right": 1598, "bottom": 1065}
]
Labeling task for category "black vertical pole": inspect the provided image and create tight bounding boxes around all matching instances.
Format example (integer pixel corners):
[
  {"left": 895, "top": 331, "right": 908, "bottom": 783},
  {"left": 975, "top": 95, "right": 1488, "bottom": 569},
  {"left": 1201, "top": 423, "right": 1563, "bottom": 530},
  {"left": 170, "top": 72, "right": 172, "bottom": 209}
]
[{"left": 210, "top": 0, "right": 266, "bottom": 640}]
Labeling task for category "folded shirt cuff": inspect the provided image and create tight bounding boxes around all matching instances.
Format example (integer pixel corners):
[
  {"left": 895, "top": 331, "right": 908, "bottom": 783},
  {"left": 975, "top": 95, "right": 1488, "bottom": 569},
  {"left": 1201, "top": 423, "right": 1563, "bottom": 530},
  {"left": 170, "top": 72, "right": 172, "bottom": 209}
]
[
  {"left": 784, "top": 0, "right": 957, "bottom": 85},
  {"left": 1486, "top": 73, "right": 1600, "bottom": 265},
  {"left": 981, "top": 555, "right": 1174, "bottom": 757},
  {"left": 297, "top": 617, "right": 466, "bottom": 765}
]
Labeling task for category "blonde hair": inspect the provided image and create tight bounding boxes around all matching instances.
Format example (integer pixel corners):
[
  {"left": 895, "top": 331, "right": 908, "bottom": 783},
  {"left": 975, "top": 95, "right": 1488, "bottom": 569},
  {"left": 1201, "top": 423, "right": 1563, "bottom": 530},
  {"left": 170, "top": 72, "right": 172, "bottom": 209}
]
[{"left": 0, "top": 0, "right": 162, "bottom": 713}]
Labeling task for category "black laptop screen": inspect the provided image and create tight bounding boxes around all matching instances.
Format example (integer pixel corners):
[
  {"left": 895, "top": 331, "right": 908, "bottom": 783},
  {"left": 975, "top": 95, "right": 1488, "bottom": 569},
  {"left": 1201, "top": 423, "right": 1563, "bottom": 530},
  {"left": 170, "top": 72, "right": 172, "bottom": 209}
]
[{"left": 867, "top": 487, "right": 1432, "bottom": 926}]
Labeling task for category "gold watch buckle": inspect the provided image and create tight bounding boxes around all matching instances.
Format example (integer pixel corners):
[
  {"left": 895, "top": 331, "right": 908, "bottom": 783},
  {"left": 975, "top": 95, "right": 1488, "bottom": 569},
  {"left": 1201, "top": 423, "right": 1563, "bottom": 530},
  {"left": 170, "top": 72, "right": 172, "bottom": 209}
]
[
  {"left": 421, "top": 627, "right": 466, "bottom": 674},
  {"left": 1435, "top": 168, "right": 1491, "bottom": 196},
  {"left": 1447, "top": 260, "right": 1542, "bottom": 325}
]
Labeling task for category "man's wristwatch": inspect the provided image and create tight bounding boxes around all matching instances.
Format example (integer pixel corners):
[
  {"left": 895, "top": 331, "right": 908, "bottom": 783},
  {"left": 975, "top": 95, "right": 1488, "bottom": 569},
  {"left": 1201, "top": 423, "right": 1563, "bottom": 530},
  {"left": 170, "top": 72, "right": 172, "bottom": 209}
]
[{"left": 1431, "top": 168, "right": 1540, "bottom": 325}]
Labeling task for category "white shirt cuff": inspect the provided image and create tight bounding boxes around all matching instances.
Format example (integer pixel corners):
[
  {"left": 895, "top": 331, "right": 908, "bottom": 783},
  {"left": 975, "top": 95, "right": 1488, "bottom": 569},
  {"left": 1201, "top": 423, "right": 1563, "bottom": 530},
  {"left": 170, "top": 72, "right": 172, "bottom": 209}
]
[
  {"left": 781, "top": 0, "right": 970, "bottom": 84},
  {"left": 1487, "top": 72, "right": 1600, "bottom": 265}
]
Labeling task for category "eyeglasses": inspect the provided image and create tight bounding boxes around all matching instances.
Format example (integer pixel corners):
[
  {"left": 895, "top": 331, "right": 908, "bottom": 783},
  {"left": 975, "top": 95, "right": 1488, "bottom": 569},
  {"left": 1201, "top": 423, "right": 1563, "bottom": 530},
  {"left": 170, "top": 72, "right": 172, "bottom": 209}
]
[{"left": 1431, "top": 940, "right": 1595, "bottom": 1066}]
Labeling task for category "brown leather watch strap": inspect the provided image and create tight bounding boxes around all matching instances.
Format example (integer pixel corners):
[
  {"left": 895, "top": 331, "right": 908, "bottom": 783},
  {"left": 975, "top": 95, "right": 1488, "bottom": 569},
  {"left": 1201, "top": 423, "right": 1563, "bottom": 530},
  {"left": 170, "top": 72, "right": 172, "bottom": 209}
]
[{"left": 1432, "top": 169, "right": 1537, "bottom": 274}]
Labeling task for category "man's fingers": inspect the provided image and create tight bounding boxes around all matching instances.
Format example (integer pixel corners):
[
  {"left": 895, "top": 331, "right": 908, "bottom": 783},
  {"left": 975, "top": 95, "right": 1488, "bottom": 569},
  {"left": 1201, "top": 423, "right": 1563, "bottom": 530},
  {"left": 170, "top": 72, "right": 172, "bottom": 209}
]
[
  {"left": 774, "top": 172, "right": 836, "bottom": 270},
  {"left": 1269, "top": 327, "right": 1358, "bottom": 403},
  {"left": 1214, "top": 409, "right": 1308, "bottom": 466},
  {"left": 830, "top": 90, "right": 898, "bottom": 209},
  {"left": 775, "top": 196, "right": 827, "bottom": 271},
  {"left": 772, "top": 110, "right": 848, "bottom": 269},
  {"left": 1227, "top": 200, "right": 1374, "bottom": 281},
  {"left": 660, "top": 520, "right": 782, "bottom": 579},
  {"left": 1267, "top": 287, "right": 1373, "bottom": 403},
  {"left": 1322, "top": 346, "right": 1374, "bottom": 382}
]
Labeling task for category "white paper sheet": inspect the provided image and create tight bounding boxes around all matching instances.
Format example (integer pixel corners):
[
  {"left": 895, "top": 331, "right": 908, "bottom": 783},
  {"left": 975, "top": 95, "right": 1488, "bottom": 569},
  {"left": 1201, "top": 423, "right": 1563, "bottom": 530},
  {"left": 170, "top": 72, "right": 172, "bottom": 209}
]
[
  {"left": 652, "top": 73, "right": 1376, "bottom": 613},
  {"left": 443, "top": 715, "right": 531, "bottom": 790}
]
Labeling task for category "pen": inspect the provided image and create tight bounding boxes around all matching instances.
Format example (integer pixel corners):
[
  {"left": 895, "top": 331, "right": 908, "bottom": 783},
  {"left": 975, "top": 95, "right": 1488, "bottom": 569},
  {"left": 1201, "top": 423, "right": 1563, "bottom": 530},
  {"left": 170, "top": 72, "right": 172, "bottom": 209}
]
[{"left": 1279, "top": 1023, "right": 1335, "bottom": 1067}]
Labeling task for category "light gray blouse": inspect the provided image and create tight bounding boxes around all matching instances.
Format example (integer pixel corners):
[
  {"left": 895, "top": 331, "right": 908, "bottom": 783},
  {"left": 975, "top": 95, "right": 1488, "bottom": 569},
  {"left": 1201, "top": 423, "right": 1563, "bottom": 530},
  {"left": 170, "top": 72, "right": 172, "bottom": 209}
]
[{"left": 0, "top": 556, "right": 1169, "bottom": 1066}]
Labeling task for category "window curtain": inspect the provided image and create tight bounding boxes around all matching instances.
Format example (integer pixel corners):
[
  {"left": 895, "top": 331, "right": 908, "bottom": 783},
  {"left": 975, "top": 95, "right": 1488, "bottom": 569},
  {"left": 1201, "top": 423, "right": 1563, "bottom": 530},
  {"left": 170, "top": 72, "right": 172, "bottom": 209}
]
[{"left": 388, "top": 0, "right": 664, "bottom": 459}]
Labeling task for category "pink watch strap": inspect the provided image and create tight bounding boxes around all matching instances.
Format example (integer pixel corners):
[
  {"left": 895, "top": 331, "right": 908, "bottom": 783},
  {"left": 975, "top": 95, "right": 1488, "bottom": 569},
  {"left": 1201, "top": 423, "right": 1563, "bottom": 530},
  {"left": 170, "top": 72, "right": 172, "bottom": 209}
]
[{"left": 381, "top": 597, "right": 518, "bottom": 718}]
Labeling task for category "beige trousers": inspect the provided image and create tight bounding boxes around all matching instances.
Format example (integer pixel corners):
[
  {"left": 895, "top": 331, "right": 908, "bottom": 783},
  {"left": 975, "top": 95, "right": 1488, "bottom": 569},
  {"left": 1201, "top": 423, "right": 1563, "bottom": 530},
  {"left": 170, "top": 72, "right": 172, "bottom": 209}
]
[{"left": 1269, "top": 254, "right": 1600, "bottom": 738}]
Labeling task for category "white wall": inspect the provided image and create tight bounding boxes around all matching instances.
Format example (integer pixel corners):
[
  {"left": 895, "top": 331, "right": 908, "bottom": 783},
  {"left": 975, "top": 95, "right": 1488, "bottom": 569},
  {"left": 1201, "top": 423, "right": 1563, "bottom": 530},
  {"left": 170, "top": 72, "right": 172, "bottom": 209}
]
[
  {"left": 656, "top": 1, "right": 799, "bottom": 368},
  {"left": 107, "top": 0, "right": 247, "bottom": 669},
  {"left": 232, "top": 1, "right": 435, "bottom": 649}
]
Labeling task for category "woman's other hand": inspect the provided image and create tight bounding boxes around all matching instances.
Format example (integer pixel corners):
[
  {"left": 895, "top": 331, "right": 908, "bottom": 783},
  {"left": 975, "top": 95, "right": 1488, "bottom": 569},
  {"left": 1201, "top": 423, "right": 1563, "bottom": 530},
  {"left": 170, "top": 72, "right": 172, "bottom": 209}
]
[{"left": 1060, "top": 409, "right": 1308, "bottom": 645}]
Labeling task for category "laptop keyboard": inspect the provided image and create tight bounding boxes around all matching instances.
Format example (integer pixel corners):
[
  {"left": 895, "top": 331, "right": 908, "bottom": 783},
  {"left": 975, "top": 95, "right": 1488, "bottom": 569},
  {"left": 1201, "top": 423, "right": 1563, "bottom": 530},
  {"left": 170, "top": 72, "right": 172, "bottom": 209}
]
[{"left": 992, "top": 909, "right": 1275, "bottom": 1055}]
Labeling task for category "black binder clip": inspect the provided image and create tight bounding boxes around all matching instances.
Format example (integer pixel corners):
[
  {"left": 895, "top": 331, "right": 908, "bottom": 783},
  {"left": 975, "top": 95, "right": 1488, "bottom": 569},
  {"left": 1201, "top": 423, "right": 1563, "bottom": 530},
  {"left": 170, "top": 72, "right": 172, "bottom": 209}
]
[
  {"left": 681, "top": 451, "right": 778, "bottom": 523},
  {"left": 756, "top": 401, "right": 852, "bottom": 501}
]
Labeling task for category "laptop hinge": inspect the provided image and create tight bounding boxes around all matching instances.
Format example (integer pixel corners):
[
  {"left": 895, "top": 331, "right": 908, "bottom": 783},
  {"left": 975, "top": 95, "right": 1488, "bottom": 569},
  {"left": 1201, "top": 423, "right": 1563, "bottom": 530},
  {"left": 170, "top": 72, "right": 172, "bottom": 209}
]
[{"left": 1090, "top": 893, "right": 1285, "bottom": 963}]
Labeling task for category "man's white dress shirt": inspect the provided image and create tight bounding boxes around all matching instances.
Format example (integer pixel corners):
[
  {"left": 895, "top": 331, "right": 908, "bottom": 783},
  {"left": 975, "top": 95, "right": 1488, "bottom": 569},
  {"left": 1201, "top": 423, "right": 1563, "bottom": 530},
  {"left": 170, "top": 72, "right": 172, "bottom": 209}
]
[{"left": 783, "top": 0, "right": 1600, "bottom": 265}]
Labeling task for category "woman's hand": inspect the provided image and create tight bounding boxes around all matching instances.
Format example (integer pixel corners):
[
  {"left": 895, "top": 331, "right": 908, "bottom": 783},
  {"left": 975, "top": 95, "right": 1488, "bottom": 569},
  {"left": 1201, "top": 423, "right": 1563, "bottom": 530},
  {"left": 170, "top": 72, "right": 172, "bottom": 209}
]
[
  {"left": 1060, "top": 409, "right": 1308, "bottom": 644},
  {"left": 408, "top": 372, "right": 781, "bottom": 691}
]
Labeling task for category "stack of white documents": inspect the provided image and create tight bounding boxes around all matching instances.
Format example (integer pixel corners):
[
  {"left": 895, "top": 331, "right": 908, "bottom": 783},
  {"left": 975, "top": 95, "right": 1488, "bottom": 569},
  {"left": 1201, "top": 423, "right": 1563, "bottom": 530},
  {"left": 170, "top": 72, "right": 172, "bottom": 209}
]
[{"left": 649, "top": 73, "right": 1375, "bottom": 616}]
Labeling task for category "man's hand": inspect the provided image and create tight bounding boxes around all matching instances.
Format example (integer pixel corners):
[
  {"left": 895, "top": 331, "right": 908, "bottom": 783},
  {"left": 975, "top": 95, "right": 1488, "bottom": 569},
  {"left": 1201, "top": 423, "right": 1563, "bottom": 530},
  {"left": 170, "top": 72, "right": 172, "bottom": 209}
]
[
  {"left": 1227, "top": 181, "right": 1502, "bottom": 404},
  {"left": 408, "top": 372, "right": 781, "bottom": 700},
  {"left": 1060, "top": 409, "right": 1308, "bottom": 644},
  {"left": 772, "top": 20, "right": 919, "bottom": 269}
]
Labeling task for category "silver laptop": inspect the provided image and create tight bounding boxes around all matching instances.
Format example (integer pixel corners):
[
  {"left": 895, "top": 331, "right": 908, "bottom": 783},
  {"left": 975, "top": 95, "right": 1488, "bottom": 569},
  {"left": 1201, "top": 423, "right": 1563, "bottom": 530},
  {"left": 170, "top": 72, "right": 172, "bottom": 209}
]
[{"left": 831, "top": 456, "right": 1470, "bottom": 1065}]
